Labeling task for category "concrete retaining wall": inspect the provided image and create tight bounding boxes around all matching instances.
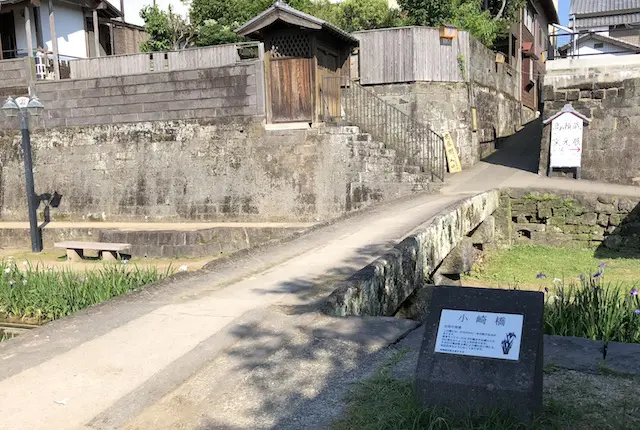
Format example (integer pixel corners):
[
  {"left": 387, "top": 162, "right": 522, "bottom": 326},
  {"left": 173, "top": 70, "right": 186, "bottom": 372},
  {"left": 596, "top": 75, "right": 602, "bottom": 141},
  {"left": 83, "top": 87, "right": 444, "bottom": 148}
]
[{"left": 323, "top": 190, "right": 500, "bottom": 316}]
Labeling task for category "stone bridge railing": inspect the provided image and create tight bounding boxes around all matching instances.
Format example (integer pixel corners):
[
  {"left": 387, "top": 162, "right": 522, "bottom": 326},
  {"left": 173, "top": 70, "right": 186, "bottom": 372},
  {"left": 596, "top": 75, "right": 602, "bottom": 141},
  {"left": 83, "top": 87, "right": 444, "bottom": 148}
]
[
  {"left": 323, "top": 188, "right": 640, "bottom": 318},
  {"left": 323, "top": 190, "right": 500, "bottom": 317}
]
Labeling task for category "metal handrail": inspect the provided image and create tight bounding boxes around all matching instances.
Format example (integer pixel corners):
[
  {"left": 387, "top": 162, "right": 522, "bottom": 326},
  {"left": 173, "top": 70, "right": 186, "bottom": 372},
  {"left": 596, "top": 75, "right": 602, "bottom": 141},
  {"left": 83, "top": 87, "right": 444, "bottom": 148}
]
[{"left": 322, "top": 77, "right": 445, "bottom": 182}]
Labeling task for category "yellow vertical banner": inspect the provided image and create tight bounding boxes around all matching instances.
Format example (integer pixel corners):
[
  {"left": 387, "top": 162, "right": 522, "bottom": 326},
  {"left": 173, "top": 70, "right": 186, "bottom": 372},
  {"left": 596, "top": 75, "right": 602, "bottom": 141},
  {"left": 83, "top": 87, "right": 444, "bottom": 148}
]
[{"left": 442, "top": 131, "right": 461, "bottom": 173}]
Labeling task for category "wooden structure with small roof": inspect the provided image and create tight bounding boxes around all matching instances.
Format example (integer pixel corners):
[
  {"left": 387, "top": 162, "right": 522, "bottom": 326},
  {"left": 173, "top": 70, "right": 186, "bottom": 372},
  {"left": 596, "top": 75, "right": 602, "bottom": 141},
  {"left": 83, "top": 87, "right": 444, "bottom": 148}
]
[{"left": 236, "top": 1, "right": 358, "bottom": 124}]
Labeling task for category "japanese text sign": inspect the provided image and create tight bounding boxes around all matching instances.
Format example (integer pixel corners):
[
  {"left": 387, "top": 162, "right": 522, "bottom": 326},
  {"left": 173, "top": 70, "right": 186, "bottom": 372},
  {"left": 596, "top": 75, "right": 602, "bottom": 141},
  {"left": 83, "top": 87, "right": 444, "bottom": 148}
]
[
  {"left": 434, "top": 309, "right": 524, "bottom": 361},
  {"left": 550, "top": 113, "right": 583, "bottom": 168}
]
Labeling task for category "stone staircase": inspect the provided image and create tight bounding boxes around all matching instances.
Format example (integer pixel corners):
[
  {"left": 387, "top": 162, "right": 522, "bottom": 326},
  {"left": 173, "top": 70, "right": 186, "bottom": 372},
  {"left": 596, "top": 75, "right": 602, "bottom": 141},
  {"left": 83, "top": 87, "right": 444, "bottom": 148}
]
[
  {"left": 318, "top": 125, "right": 442, "bottom": 207},
  {"left": 327, "top": 81, "right": 446, "bottom": 183}
]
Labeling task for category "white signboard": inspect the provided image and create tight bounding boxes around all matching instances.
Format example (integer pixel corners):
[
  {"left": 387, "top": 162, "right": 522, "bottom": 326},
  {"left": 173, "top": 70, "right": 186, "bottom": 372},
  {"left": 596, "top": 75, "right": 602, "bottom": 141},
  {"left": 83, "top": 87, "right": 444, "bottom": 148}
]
[
  {"left": 550, "top": 113, "right": 583, "bottom": 168},
  {"left": 434, "top": 309, "right": 524, "bottom": 361}
]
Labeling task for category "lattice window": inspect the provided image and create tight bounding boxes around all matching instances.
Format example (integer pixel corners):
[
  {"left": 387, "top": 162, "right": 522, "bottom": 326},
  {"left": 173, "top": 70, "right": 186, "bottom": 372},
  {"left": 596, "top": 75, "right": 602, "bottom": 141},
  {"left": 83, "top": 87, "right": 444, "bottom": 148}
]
[{"left": 270, "top": 33, "right": 310, "bottom": 58}]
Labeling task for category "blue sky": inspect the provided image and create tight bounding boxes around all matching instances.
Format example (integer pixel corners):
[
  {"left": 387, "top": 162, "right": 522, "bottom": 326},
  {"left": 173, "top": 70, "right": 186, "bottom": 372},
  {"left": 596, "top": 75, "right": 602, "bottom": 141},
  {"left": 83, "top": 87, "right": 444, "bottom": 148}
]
[{"left": 559, "top": 0, "right": 570, "bottom": 26}]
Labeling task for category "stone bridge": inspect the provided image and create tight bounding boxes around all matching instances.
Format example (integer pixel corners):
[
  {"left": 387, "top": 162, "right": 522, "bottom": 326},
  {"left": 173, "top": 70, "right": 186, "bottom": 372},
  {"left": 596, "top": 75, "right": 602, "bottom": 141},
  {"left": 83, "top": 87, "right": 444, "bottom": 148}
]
[{"left": 2, "top": 159, "right": 640, "bottom": 429}]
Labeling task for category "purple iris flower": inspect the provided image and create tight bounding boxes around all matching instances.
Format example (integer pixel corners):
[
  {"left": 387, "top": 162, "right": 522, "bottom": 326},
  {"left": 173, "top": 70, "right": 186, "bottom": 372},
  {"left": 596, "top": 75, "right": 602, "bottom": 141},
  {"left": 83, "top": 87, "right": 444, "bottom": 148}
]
[
  {"left": 579, "top": 274, "right": 586, "bottom": 281},
  {"left": 598, "top": 263, "right": 607, "bottom": 269},
  {"left": 635, "top": 309, "right": 640, "bottom": 315},
  {"left": 536, "top": 272, "right": 547, "bottom": 279},
  {"left": 593, "top": 270, "right": 603, "bottom": 278},
  {"left": 631, "top": 288, "right": 639, "bottom": 296}
]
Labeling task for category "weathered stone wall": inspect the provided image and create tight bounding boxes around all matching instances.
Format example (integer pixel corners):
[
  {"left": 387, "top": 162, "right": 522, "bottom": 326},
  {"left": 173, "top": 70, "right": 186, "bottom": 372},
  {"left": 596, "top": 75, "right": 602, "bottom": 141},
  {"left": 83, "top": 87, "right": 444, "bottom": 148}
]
[
  {"left": 0, "top": 224, "right": 304, "bottom": 258},
  {"left": 323, "top": 190, "right": 500, "bottom": 316},
  {"left": 0, "top": 120, "right": 426, "bottom": 222},
  {"left": 500, "top": 189, "right": 640, "bottom": 253},
  {"left": 540, "top": 78, "right": 640, "bottom": 185},
  {"left": 0, "top": 61, "right": 264, "bottom": 131},
  {"left": 367, "top": 41, "right": 521, "bottom": 168}
]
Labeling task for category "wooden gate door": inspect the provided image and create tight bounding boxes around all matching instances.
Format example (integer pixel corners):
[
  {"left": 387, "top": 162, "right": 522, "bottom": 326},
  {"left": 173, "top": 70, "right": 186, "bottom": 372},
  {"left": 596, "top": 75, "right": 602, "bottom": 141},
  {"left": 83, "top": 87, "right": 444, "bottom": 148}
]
[{"left": 269, "top": 57, "right": 313, "bottom": 123}]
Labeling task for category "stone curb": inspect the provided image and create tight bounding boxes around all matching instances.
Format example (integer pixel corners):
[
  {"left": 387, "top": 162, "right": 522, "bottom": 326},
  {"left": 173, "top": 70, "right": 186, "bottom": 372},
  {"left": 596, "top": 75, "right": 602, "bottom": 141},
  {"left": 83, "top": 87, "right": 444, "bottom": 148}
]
[
  {"left": 603, "top": 341, "right": 640, "bottom": 375},
  {"left": 394, "top": 325, "right": 640, "bottom": 377},
  {"left": 543, "top": 335, "right": 604, "bottom": 373}
]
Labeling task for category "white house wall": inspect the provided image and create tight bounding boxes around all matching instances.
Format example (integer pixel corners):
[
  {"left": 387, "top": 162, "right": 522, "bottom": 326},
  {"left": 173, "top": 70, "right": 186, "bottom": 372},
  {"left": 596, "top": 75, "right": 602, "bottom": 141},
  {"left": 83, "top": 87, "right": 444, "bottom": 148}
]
[
  {"left": 108, "top": 0, "right": 189, "bottom": 27},
  {"left": 574, "top": 40, "right": 633, "bottom": 57},
  {"left": 39, "top": 1, "right": 88, "bottom": 59}
]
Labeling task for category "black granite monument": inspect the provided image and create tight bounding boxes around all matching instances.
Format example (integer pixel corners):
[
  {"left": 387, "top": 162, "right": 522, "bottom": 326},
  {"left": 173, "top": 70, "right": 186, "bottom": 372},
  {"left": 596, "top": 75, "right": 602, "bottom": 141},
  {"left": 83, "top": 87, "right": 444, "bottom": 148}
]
[{"left": 415, "top": 286, "right": 544, "bottom": 423}]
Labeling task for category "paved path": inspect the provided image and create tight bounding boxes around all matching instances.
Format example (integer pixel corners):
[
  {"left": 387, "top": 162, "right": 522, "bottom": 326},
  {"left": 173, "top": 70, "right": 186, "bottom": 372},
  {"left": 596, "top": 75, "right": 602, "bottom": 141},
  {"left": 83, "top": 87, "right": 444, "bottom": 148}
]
[{"left": 2, "top": 146, "right": 640, "bottom": 428}]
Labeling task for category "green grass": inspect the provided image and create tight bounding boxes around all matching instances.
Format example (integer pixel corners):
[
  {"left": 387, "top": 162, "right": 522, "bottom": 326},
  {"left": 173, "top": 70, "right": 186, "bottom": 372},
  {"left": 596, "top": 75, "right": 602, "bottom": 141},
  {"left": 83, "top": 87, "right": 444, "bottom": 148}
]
[
  {"left": 333, "top": 367, "right": 529, "bottom": 430},
  {"left": 0, "top": 329, "right": 16, "bottom": 342},
  {"left": 333, "top": 366, "right": 640, "bottom": 430},
  {"left": 464, "top": 245, "right": 640, "bottom": 289},
  {"left": 0, "top": 261, "right": 173, "bottom": 323},
  {"left": 464, "top": 244, "right": 640, "bottom": 343}
]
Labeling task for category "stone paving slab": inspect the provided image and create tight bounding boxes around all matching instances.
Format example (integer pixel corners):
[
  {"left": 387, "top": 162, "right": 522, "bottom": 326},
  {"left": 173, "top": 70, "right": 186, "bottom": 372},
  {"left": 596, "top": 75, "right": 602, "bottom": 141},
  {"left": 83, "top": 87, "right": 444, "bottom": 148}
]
[
  {"left": 121, "top": 308, "right": 418, "bottom": 430},
  {"left": 604, "top": 341, "right": 640, "bottom": 375},
  {"left": 544, "top": 335, "right": 605, "bottom": 373}
]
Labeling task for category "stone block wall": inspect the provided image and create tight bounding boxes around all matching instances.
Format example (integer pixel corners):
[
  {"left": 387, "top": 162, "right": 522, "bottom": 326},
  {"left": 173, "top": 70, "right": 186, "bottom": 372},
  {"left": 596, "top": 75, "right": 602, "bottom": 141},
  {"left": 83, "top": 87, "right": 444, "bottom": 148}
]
[
  {"left": 0, "top": 61, "right": 264, "bottom": 131},
  {"left": 540, "top": 78, "right": 640, "bottom": 185},
  {"left": 500, "top": 189, "right": 640, "bottom": 253},
  {"left": 0, "top": 58, "right": 31, "bottom": 99},
  {"left": 0, "top": 120, "right": 425, "bottom": 222}
]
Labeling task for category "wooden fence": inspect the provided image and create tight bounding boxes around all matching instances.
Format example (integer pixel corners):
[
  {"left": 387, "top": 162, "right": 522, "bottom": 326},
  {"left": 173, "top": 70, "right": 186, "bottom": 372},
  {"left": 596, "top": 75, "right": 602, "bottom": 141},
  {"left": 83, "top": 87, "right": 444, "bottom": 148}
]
[
  {"left": 354, "top": 27, "right": 471, "bottom": 85},
  {"left": 69, "top": 43, "right": 263, "bottom": 79}
]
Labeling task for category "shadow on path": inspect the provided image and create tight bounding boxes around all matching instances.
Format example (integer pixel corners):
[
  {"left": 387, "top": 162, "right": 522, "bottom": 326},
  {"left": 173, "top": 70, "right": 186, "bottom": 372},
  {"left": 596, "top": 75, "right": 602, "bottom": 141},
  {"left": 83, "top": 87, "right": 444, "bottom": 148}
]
[{"left": 483, "top": 119, "right": 542, "bottom": 174}]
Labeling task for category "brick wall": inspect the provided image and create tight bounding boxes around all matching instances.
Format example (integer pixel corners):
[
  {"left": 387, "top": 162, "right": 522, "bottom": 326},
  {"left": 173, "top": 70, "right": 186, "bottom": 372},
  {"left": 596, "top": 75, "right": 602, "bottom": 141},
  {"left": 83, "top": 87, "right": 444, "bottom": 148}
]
[
  {"left": 0, "top": 61, "right": 265, "bottom": 130},
  {"left": 540, "top": 78, "right": 640, "bottom": 185},
  {"left": 0, "top": 120, "right": 426, "bottom": 222},
  {"left": 0, "top": 58, "right": 31, "bottom": 99}
]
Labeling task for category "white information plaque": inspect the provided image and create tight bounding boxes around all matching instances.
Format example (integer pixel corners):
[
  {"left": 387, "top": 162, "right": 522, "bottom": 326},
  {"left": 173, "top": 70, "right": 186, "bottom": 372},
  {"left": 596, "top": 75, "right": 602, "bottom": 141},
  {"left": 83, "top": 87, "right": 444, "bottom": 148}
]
[
  {"left": 434, "top": 309, "right": 524, "bottom": 361},
  {"left": 550, "top": 113, "right": 583, "bottom": 168}
]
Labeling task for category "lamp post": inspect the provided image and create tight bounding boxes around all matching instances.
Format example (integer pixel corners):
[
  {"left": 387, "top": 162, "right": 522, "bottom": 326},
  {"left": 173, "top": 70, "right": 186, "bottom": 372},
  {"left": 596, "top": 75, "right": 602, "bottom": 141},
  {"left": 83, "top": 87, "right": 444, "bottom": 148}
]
[{"left": 2, "top": 96, "right": 45, "bottom": 252}]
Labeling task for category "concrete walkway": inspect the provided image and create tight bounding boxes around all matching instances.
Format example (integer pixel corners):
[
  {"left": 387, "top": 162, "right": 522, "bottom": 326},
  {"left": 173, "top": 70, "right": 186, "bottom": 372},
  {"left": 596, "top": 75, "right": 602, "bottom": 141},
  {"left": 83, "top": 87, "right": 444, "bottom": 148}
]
[{"left": 2, "top": 154, "right": 640, "bottom": 429}]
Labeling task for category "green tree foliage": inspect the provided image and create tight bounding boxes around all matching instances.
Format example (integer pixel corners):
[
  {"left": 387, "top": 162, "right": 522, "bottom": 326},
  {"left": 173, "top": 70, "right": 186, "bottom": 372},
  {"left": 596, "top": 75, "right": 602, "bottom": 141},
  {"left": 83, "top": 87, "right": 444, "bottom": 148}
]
[
  {"left": 190, "top": 0, "right": 312, "bottom": 46},
  {"left": 188, "top": 0, "right": 405, "bottom": 46},
  {"left": 396, "top": 0, "right": 453, "bottom": 27},
  {"left": 337, "top": 0, "right": 408, "bottom": 32},
  {"left": 398, "top": 0, "right": 525, "bottom": 47},
  {"left": 453, "top": 0, "right": 502, "bottom": 47},
  {"left": 140, "top": 5, "right": 195, "bottom": 52}
]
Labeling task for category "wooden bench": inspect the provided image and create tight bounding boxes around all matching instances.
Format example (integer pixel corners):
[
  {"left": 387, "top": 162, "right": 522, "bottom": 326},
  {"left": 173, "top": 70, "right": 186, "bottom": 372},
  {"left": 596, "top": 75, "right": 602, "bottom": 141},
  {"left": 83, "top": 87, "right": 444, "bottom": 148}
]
[{"left": 54, "top": 241, "right": 132, "bottom": 262}]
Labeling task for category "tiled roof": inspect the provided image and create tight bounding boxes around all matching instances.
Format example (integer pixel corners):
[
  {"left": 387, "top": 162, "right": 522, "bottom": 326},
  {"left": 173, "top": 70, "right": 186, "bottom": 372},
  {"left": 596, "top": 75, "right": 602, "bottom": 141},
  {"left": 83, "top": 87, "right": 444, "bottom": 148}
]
[
  {"left": 570, "top": 0, "right": 640, "bottom": 15},
  {"left": 572, "top": 12, "right": 640, "bottom": 27}
]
